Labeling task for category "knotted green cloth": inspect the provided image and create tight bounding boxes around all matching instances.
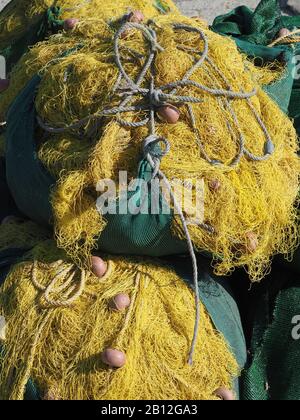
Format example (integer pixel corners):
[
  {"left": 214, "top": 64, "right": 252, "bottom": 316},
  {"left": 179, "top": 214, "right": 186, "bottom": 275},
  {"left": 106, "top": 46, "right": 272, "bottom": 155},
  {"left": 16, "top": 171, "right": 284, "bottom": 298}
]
[{"left": 212, "top": 0, "right": 300, "bottom": 45}]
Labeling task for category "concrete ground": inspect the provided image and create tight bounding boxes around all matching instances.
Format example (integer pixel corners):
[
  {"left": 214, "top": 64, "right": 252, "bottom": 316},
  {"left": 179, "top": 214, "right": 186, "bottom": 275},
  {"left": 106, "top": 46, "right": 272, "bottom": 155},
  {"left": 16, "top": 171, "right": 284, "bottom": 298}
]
[
  {"left": 0, "top": 1, "right": 299, "bottom": 21},
  {"left": 174, "top": 0, "right": 300, "bottom": 21},
  {"left": 175, "top": 0, "right": 260, "bottom": 21}
]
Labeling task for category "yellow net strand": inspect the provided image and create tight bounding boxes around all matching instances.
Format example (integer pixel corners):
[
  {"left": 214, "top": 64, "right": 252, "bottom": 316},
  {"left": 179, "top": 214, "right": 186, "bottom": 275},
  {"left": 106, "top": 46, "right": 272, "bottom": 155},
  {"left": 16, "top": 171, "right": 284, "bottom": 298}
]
[{"left": 268, "top": 28, "right": 300, "bottom": 47}]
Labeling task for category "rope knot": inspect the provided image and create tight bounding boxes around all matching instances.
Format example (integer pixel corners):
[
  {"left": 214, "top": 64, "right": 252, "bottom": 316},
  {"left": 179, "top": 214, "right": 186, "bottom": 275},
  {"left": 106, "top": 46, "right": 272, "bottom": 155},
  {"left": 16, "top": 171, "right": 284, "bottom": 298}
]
[
  {"left": 143, "top": 135, "right": 170, "bottom": 178},
  {"left": 150, "top": 41, "right": 164, "bottom": 53},
  {"left": 149, "top": 88, "right": 165, "bottom": 107},
  {"left": 143, "top": 135, "right": 170, "bottom": 159}
]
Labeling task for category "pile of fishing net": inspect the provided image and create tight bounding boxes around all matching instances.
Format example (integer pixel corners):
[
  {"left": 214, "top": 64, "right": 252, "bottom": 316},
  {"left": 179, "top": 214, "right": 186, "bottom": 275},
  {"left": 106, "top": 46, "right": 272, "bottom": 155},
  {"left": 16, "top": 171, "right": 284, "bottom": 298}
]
[
  {"left": 0, "top": 0, "right": 178, "bottom": 51},
  {"left": 0, "top": 0, "right": 299, "bottom": 401},
  {"left": 0, "top": 235, "right": 239, "bottom": 400}
]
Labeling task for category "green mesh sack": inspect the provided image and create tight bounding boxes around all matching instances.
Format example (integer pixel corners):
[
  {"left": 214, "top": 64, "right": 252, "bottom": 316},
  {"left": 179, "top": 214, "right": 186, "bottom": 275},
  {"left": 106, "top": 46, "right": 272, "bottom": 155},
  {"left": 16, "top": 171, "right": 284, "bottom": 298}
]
[{"left": 240, "top": 266, "right": 300, "bottom": 400}]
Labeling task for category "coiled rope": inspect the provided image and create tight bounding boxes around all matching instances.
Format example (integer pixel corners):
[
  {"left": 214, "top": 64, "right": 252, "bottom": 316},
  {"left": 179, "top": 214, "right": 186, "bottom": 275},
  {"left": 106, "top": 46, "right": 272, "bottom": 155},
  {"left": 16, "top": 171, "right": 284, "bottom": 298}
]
[{"left": 31, "top": 260, "right": 86, "bottom": 307}]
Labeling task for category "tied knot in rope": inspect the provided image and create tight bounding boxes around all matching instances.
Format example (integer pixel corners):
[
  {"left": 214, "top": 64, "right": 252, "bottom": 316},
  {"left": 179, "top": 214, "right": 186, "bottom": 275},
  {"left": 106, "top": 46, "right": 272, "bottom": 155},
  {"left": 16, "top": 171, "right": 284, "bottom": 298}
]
[
  {"left": 143, "top": 135, "right": 170, "bottom": 159},
  {"left": 143, "top": 135, "right": 170, "bottom": 178},
  {"left": 149, "top": 88, "right": 165, "bottom": 107}
]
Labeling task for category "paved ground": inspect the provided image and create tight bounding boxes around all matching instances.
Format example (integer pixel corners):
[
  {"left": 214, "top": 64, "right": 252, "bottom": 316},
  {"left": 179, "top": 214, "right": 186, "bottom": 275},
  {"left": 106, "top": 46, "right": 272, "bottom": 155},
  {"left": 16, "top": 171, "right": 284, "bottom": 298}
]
[
  {"left": 175, "top": 0, "right": 260, "bottom": 21},
  {"left": 175, "top": 0, "right": 300, "bottom": 21},
  {"left": 0, "top": 0, "right": 299, "bottom": 21}
]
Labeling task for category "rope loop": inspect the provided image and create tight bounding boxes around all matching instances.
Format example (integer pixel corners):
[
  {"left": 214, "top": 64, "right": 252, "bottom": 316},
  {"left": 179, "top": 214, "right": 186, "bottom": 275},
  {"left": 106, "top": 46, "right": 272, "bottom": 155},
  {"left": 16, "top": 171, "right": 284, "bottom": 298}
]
[
  {"left": 31, "top": 260, "right": 86, "bottom": 308},
  {"left": 143, "top": 135, "right": 170, "bottom": 160}
]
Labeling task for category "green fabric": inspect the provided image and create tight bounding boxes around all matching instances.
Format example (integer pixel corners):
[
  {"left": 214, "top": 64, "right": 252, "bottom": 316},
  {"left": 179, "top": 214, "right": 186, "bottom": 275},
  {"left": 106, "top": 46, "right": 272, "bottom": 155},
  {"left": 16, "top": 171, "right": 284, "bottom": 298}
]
[
  {"left": 169, "top": 255, "right": 247, "bottom": 371},
  {"left": 212, "top": 0, "right": 300, "bottom": 45},
  {"left": 5, "top": 75, "right": 55, "bottom": 227},
  {"left": 24, "top": 380, "right": 40, "bottom": 401},
  {"left": 211, "top": 0, "right": 300, "bottom": 114},
  {"left": 289, "top": 54, "right": 300, "bottom": 136},
  {"left": 238, "top": 39, "right": 294, "bottom": 114},
  {"left": 98, "top": 159, "right": 187, "bottom": 256},
  {"left": 5, "top": 44, "right": 84, "bottom": 224},
  {"left": 241, "top": 268, "right": 300, "bottom": 400},
  {"left": 0, "top": 7, "right": 64, "bottom": 75},
  {"left": 0, "top": 157, "right": 18, "bottom": 222}
]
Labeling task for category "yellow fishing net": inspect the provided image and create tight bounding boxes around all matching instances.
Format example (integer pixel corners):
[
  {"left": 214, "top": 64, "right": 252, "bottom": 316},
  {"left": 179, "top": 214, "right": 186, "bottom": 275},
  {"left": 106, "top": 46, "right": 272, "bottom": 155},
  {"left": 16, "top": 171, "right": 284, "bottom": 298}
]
[
  {"left": 0, "top": 0, "right": 179, "bottom": 50},
  {"left": 0, "top": 239, "right": 239, "bottom": 400},
  {"left": 0, "top": 219, "right": 50, "bottom": 253}
]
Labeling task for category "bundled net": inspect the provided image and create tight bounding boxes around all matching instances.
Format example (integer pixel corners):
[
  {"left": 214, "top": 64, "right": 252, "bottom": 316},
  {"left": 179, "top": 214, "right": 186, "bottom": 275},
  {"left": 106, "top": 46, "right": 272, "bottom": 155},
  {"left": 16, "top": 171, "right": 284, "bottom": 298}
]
[
  {"left": 0, "top": 0, "right": 178, "bottom": 50},
  {"left": 0, "top": 219, "right": 50, "bottom": 253},
  {"left": 0, "top": 238, "right": 239, "bottom": 400}
]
